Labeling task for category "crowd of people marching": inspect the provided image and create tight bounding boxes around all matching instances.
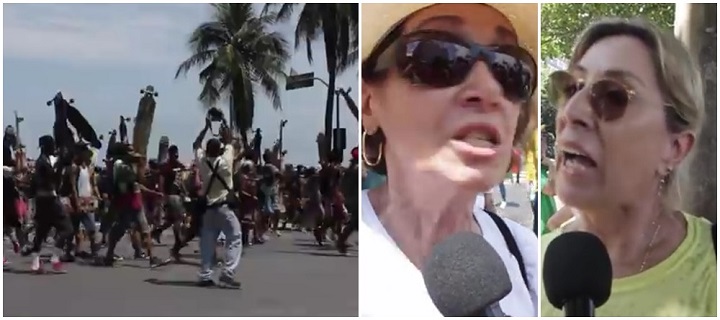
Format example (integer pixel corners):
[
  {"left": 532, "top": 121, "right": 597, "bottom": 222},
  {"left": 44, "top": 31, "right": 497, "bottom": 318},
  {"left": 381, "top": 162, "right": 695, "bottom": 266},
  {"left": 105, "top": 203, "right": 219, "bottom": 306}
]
[{"left": 3, "top": 118, "right": 358, "bottom": 289}]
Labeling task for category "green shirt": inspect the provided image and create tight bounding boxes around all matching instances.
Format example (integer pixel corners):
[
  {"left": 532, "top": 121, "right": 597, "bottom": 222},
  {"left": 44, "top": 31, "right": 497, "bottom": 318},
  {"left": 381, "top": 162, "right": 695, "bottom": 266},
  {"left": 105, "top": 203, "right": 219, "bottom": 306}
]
[
  {"left": 541, "top": 213, "right": 717, "bottom": 317},
  {"left": 540, "top": 164, "right": 556, "bottom": 234}
]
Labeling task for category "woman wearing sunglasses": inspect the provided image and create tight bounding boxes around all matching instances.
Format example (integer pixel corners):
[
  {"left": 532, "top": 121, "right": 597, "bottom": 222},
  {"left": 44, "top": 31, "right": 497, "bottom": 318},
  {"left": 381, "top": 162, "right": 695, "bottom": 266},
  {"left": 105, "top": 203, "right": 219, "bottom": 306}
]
[
  {"left": 360, "top": 4, "right": 539, "bottom": 316},
  {"left": 541, "top": 18, "right": 716, "bottom": 317}
]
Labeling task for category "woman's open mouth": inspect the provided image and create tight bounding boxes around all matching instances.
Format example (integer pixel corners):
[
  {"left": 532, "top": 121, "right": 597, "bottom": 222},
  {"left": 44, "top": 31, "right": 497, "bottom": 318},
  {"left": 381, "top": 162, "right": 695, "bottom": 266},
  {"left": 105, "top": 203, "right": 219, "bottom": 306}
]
[
  {"left": 559, "top": 149, "right": 597, "bottom": 174},
  {"left": 450, "top": 124, "right": 501, "bottom": 159}
]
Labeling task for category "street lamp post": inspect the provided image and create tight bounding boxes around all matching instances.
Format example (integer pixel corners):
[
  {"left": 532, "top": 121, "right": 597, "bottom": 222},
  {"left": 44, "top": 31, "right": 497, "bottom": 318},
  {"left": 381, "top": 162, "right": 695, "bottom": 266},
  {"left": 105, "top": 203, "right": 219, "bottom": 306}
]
[
  {"left": 286, "top": 71, "right": 355, "bottom": 161},
  {"left": 279, "top": 119, "right": 288, "bottom": 163}
]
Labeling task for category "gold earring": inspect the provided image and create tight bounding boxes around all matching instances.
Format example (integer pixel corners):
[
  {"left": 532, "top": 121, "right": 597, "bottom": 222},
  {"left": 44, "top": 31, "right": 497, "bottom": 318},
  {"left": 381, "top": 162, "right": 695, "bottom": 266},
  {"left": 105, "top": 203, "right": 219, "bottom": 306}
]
[{"left": 362, "top": 131, "right": 383, "bottom": 167}]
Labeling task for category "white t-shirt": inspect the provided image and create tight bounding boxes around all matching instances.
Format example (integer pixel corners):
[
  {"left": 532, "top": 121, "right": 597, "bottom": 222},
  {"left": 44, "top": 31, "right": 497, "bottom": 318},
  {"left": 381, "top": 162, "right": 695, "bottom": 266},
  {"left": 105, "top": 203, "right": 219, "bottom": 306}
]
[{"left": 359, "top": 191, "right": 538, "bottom": 317}]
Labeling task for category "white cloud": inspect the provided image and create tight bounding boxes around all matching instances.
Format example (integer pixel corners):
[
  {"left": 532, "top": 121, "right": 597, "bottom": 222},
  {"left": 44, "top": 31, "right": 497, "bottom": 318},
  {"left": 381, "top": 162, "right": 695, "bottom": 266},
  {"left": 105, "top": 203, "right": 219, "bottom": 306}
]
[{"left": 3, "top": 3, "right": 207, "bottom": 67}]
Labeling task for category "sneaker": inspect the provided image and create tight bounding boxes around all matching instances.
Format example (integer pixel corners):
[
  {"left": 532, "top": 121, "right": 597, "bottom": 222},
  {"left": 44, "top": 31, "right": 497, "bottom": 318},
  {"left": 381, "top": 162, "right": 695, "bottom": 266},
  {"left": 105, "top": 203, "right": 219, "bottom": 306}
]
[
  {"left": 113, "top": 254, "right": 124, "bottom": 262},
  {"left": 313, "top": 229, "right": 324, "bottom": 246},
  {"left": 217, "top": 275, "right": 241, "bottom": 290},
  {"left": 336, "top": 240, "right": 348, "bottom": 255},
  {"left": 100, "top": 255, "right": 115, "bottom": 267},
  {"left": 31, "top": 255, "right": 43, "bottom": 274},
  {"left": 170, "top": 248, "right": 182, "bottom": 262},
  {"left": 197, "top": 279, "right": 215, "bottom": 287},
  {"left": 4, "top": 257, "right": 10, "bottom": 270},
  {"left": 51, "top": 260, "right": 68, "bottom": 274},
  {"left": 149, "top": 256, "right": 168, "bottom": 268},
  {"left": 134, "top": 252, "right": 148, "bottom": 260}
]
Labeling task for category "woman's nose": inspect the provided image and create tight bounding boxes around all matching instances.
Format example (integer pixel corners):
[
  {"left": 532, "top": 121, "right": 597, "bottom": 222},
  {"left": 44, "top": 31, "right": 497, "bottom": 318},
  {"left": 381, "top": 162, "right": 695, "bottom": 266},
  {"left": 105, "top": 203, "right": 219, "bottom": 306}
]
[
  {"left": 557, "top": 87, "right": 595, "bottom": 131},
  {"left": 457, "top": 62, "right": 504, "bottom": 109}
]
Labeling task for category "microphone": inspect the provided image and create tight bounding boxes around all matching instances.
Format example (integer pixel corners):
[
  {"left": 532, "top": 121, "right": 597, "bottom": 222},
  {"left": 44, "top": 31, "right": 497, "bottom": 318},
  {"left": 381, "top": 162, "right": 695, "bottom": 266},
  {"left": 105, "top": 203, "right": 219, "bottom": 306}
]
[
  {"left": 423, "top": 232, "right": 512, "bottom": 317},
  {"left": 543, "top": 232, "right": 613, "bottom": 317}
]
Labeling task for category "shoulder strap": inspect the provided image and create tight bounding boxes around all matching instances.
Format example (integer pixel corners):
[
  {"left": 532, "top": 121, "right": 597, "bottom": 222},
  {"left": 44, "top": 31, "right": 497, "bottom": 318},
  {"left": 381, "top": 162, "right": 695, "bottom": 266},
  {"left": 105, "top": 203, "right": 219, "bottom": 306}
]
[
  {"left": 205, "top": 159, "right": 233, "bottom": 194},
  {"left": 712, "top": 223, "right": 716, "bottom": 257},
  {"left": 486, "top": 210, "right": 530, "bottom": 290},
  {"left": 203, "top": 160, "right": 220, "bottom": 197}
]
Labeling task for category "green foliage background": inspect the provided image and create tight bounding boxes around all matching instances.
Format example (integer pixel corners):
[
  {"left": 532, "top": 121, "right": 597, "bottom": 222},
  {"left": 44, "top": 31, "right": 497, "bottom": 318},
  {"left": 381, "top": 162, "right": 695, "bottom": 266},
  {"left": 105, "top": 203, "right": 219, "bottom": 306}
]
[{"left": 540, "top": 4, "right": 676, "bottom": 136}]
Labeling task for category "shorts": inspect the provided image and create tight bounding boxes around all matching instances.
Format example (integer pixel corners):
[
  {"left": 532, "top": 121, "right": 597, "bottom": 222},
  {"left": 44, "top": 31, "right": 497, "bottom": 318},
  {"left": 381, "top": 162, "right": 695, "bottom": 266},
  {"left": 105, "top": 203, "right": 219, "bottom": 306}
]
[
  {"left": 115, "top": 206, "right": 150, "bottom": 234},
  {"left": 262, "top": 194, "right": 279, "bottom": 214}
]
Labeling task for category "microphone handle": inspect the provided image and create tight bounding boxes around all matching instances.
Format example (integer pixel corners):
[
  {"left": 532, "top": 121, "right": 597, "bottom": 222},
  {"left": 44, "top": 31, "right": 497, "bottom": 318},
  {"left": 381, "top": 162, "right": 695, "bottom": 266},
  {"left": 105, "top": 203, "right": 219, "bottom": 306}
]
[{"left": 563, "top": 298, "right": 595, "bottom": 317}]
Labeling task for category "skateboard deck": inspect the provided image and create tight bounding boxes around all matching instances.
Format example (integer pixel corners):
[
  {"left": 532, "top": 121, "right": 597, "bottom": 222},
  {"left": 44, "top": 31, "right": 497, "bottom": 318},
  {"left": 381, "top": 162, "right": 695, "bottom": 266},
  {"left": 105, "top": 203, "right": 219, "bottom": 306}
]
[{"left": 132, "top": 86, "right": 158, "bottom": 157}]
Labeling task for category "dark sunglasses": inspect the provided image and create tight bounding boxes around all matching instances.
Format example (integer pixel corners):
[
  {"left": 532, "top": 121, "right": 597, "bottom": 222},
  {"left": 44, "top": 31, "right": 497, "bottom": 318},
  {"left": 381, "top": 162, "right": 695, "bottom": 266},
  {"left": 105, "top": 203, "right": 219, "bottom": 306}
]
[{"left": 363, "top": 30, "right": 537, "bottom": 103}]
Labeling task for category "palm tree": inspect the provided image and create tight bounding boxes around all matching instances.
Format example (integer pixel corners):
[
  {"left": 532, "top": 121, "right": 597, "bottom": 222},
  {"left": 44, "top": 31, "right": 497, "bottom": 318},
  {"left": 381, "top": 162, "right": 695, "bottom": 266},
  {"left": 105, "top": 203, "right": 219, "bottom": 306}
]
[
  {"left": 264, "top": 3, "right": 359, "bottom": 157},
  {"left": 176, "top": 3, "right": 290, "bottom": 148}
]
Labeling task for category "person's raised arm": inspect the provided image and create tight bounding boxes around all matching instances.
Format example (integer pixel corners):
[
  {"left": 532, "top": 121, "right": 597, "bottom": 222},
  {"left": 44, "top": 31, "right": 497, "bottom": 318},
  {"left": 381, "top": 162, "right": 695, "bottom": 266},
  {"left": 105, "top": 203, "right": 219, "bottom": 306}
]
[{"left": 193, "top": 118, "right": 212, "bottom": 151}]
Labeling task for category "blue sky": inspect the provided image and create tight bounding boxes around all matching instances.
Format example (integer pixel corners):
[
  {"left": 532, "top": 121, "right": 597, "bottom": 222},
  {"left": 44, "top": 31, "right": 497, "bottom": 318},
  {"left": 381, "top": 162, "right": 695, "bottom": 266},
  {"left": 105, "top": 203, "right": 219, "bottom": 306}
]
[{"left": 3, "top": 3, "right": 359, "bottom": 165}]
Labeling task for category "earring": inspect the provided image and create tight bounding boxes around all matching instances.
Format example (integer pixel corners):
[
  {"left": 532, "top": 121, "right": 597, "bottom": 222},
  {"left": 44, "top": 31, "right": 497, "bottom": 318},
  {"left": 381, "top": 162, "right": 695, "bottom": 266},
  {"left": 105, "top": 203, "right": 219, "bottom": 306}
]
[
  {"left": 658, "top": 168, "right": 672, "bottom": 194},
  {"left": 362, "top": 131, "right": 383, "bottom": 167}
]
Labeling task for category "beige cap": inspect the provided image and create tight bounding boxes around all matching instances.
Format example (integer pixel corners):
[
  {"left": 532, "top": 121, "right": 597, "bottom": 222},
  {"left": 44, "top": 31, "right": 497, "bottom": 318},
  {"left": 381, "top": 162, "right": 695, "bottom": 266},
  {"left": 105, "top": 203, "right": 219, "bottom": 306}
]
[
  {"left": 361, "top": 3, "right": 538, "bottom": 62},
  {"left": 362, "top": 3, "right": 539, "bottom": 143}
]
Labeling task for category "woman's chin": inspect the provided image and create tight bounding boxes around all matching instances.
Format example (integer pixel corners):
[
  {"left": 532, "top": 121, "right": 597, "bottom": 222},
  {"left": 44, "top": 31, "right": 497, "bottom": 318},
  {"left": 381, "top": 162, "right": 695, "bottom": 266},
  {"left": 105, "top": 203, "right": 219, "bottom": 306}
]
[
  {"left": 556, "top": 182, "right": 599, "bottom": 209},
  {"left": 440, "top": 165, "right": 502, "bottom": 193}
]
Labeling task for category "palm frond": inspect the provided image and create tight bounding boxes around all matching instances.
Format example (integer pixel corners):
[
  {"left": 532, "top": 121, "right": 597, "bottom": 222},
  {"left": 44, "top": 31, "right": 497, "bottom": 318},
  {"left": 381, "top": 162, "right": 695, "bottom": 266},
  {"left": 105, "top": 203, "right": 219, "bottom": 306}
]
[{"left": 174, "top": 49, "right": 216, "bottom": 79}]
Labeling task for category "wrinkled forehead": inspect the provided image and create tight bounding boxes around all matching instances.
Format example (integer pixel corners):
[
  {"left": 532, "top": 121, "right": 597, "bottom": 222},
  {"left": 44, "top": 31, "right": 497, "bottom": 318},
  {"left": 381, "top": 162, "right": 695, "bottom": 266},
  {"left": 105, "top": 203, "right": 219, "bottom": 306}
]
[
  {"left": 403, "top": 4, "right": 518, "bottom": 43},
  {"left": 571, "top": 36, "right": 655, "bottom": 89}
]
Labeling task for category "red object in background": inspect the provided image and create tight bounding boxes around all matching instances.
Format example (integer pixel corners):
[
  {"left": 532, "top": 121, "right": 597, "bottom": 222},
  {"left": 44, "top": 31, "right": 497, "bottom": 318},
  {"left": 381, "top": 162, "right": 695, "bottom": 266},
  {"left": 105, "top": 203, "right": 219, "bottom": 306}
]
[
  {"left": 351, "top": 147, "right": 358, "bottom": 160},
  {"left": 15, "top": 198, "right": 27, "bottom": 219},
  {"left": 510, "top": 148, "right": 521, "bottom": 174}
]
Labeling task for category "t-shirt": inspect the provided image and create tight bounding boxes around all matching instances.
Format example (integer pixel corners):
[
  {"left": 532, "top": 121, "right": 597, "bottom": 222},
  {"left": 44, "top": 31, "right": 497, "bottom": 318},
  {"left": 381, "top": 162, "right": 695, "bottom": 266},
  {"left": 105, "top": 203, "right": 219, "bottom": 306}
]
[
  {"left": 160, "top": 161, "right": 185, "bottom": 195},
  {"left": 34, "top": 155, "right": 57, "bottom": 197},
  {"left": 540, "top": 213, "right": 717, "bottom": 317},
  {"left": 523, "top": 131, "right": 538, "bottom": 188},
  {"left": 359, "top": 191, "right": 538, "bottom": 317},
  {"left": 112, "top": 160, "right": 142, "bottom": 210}
]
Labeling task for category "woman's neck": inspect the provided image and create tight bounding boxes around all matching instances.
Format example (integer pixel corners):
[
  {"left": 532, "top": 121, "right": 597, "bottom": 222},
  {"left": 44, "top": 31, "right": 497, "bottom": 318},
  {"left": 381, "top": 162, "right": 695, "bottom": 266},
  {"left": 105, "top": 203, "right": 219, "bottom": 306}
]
[
  {"left": 572, "top": 197, "right": 683, "bottom": 277},
  {"left": 370, "top": 172, "right": 481, "bottom": 269}
]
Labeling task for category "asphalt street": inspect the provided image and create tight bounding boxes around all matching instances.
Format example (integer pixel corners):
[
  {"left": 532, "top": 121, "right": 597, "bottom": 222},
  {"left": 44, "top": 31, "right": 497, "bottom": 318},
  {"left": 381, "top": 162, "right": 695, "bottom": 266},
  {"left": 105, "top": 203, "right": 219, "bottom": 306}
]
[
  {"left": 490, "top": 179, "right": 537, "bottom": 230},
  {"left": 3, "top": 179, "right": 531, "bottom": 317},
  {"left": 3, "top": 229, "right": 358, "bottom": 317}
]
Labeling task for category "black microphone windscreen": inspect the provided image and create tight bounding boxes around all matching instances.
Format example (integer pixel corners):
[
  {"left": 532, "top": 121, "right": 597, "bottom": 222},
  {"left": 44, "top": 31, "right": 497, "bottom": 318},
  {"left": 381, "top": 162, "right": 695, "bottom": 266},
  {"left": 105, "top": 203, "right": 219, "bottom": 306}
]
[
  {"left": 423, "top": 232, "right": 512, "bottom": 316},
  {"left": 543, "top": 231, "right": 613, "bottom": 310}
]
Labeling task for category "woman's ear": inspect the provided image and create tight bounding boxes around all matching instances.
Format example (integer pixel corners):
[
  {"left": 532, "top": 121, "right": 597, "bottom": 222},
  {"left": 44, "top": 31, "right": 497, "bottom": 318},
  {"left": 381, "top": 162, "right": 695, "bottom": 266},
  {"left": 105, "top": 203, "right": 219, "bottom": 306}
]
[
  {"left": 663, "top": 130, "right": 695, "bottom": 169},
  {"left": 362, "top": 80, "right": 380, "bottom": 133}
]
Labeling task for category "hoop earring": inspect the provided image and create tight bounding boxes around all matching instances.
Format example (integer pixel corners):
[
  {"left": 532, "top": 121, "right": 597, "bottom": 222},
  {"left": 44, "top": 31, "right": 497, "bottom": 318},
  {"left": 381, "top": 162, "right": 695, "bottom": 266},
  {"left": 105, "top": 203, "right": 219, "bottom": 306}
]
[{"left": 362, "top": 131, "right": 383, "bottom": 167}]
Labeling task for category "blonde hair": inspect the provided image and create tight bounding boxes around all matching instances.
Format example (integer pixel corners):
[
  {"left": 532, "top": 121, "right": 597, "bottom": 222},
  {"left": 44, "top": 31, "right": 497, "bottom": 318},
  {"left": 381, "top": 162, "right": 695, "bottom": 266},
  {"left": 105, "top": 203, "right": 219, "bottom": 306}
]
[{"left": 570, "top": 17, "right": 704, "bottom": 201}]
